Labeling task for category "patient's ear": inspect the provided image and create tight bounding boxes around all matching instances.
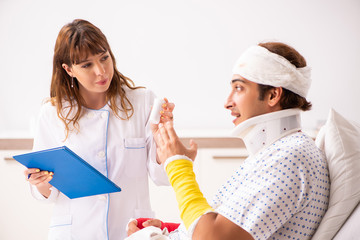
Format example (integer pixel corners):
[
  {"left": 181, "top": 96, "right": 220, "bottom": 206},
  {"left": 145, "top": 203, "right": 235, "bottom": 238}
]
[{"left": 267, "top": 87, "right": 282, "bottom": 107}]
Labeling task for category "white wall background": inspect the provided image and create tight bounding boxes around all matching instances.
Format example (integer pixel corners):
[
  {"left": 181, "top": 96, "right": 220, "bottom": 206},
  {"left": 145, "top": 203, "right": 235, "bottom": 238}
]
[{"left": 0, "top": 0, "right": 359, "bottom": 137}]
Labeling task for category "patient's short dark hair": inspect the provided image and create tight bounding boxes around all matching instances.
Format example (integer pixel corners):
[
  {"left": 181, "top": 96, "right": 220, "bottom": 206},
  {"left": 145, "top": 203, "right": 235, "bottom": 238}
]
[{"left": 257, "top": 42, "right": 312, "bottom": 111}]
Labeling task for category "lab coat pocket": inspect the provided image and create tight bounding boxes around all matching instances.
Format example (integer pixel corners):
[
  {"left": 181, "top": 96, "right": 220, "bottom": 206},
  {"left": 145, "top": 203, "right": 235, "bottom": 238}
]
[
  {"left": 48, "top": 215, "right": 72, "bottom": 240},
  {"left": 124, "top": 138, "right": 147, "bottom": 178}
]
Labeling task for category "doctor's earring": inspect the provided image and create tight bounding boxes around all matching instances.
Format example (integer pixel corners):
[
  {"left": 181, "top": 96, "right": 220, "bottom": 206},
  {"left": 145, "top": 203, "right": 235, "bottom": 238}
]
[{"left": 71, "top": 76, "right": 74, "bottom": 88}]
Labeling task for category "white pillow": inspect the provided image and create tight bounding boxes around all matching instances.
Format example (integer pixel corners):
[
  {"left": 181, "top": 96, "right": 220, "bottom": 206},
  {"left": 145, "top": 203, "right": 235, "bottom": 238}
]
[{"left": 312, "top": 108, "right": 360, "bottom": 240}]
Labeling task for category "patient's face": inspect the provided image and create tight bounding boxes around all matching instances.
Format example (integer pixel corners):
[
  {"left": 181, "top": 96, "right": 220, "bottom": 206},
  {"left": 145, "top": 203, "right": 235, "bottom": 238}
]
[{"left": 224, "top": 74, "right": 270, "bottom": 126}]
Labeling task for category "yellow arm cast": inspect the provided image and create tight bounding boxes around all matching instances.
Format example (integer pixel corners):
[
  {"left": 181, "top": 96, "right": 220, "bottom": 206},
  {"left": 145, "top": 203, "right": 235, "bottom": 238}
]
[{"left": 166, "top": 159, "right": 214, "bottom": 229}]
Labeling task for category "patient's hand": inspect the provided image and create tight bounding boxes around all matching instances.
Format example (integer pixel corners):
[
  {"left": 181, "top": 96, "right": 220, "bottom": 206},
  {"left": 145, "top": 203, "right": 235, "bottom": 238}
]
[
  {"left": 153, "top": 121, "right": 198, "bottom": 164},
  {"left": 142, "top": 218, "right": 162, "bottom": 228},
  {"left": 127, "top": 219, "right": 140, "bottom": 236},
  {"left": 127, "top": 218, "right": 163, "bottom": 236}
]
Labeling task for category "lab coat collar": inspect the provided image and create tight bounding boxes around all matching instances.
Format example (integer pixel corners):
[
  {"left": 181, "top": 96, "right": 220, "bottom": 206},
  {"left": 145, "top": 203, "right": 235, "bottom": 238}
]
[{"left": 231, "top": 108, "right": 302, "bottom": 156}]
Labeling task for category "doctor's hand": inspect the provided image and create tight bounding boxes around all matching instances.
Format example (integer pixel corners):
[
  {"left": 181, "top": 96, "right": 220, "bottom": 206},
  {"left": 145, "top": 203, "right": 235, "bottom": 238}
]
[
  {"left": 150, "top": 98, "right": 175, "bottom": 134},
  {"left": 24, "top": 168, "right": 53, "bottom": 198},
  {"left": 153, "top": 121, "right": 198, "bottom": 165}
]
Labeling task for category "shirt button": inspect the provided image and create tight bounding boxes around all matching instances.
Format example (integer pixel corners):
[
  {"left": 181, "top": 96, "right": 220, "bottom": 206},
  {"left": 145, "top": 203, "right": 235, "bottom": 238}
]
[
  {"left": 87, "top": 112, "right": 95, "bottom": 119},
  {"left": 98, "top": 151, "right": 106, "bottom": 158},
  {"left": 97, "top": 195, "right": 107, "bottom": 201},
  {"left": 101, "top": 112, "right": 108, "bottom": 119}
]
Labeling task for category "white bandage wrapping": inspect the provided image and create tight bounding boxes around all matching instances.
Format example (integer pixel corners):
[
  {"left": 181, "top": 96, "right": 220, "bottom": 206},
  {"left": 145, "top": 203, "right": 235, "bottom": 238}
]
[
  {"left": 149, "top": 98, "right": 165, "bottom": 124},
  {"left": 232, "top": 45, "right": 311, "bottom": 98}
]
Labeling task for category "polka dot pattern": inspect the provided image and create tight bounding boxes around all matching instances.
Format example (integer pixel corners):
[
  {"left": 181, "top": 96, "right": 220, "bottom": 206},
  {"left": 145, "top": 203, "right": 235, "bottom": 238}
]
[{"left": 212, "top": 132, "right": 330, "bottom": 240}]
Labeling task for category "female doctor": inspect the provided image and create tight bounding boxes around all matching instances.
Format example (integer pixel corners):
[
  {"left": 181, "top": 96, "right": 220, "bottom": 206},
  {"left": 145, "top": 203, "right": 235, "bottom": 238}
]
[{"left": 23, "top": 19, "right": 173, "bottom": 240}]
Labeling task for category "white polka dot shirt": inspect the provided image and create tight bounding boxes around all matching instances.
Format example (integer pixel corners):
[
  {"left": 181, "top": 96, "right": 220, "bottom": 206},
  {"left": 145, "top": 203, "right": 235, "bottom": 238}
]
[
  {"left": 212, "top": 129, "right": 330, "bottom": 239},
  {"left": 169, "top": 110, "right": 330, "bottom": 240}
]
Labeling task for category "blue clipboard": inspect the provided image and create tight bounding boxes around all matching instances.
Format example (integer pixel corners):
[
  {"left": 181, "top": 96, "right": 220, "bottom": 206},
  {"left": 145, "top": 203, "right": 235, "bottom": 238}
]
[{"left": 13, "top": 146, "right": 121, "bottom": 199}]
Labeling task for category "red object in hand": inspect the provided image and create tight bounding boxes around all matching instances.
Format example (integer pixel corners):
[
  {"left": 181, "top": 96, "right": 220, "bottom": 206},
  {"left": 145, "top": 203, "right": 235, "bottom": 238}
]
[{"left": 136, "top": 218, "right": 180, "bottom": 233}]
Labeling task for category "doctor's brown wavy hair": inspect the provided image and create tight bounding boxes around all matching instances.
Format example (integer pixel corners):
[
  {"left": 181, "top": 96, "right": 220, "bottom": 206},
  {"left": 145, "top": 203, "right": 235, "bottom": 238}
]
[
  {"left": 50, "top": 19, "right": 142, "bottom": 139},
  {"left": 257, "top": 42, "right": 312, "bottom": 111}
]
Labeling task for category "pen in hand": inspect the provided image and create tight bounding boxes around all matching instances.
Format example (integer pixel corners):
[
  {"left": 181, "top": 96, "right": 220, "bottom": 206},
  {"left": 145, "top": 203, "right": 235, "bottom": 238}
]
[
  {"left": 27, "top": 168, "right": 40, "bottom": 180},
  {"left": 27, "top": 169, "right": 54, "bottom": 180}
]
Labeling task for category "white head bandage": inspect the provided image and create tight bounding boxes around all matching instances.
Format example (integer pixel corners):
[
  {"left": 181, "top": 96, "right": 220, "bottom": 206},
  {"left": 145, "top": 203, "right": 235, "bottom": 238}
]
[{"left": 232, "top": 45, "right": 311, "bottom": 98}]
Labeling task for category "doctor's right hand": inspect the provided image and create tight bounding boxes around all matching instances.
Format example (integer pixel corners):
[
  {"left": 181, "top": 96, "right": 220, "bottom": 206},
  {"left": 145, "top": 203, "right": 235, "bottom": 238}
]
[{"left": 24, "top": 168, "right": 53, "bottom": 198}]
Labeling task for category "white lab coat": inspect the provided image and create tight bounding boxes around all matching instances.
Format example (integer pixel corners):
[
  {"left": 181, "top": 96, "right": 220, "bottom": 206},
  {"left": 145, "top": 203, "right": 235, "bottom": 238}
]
[{"left": 30, "top": 88, "right": 169, "bottom": 240}]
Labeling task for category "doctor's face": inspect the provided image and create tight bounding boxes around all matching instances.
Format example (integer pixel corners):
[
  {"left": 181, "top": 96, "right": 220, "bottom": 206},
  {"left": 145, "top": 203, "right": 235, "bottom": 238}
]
[
  {"left": 68, "top": 51, "right": 114, "bottom": 99},
  {"left": 224, "top": 74, "right": 270, "bottom": 126}
]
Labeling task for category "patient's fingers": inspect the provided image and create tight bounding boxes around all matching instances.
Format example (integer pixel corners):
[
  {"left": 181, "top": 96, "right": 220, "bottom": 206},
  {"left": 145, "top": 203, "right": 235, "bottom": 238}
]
[
  {"left": 150, "top": 122, "right": 159, "bottom": 135},
  {"left": 159, "top": 123, "right": 170, "bottom": 143},
  {"left": 185, "top": 139, "right": 198, "bottom": 161},
  {"left": 127, "top": 219, "right": 140, "bottom": 236},
  {"left": 153, "top": 124, "right": 164, "bottom": 147},
  {"left": 143, "top": 219, "right": 162, "bottom": 228},
  {"left": 164, "top": 121, "right": 178, "bottom": 141}
]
